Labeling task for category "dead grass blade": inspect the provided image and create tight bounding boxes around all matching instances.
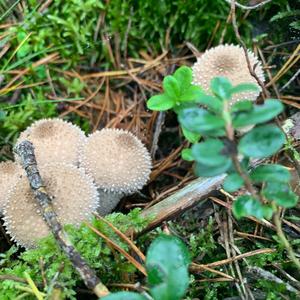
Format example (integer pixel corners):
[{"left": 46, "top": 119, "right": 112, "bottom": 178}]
[
  {"left": 84, "top": 222, "right": 147, "bottom": 276},
  {"left": 192, "top": 248, "right": 275, "bottom": 270},
  {"left": 82, "top": 51, "right": 168, "bottom": 79},
  {"left": 94, "top": 213, "right": 146, "bottom": 262}
]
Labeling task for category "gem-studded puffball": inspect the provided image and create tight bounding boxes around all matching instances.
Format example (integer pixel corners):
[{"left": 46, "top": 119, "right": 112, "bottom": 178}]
[
  {"left": 0, "top": 161, "right": 23, "bottom": 213},
  {"left": 16, "top": 118, "right": 86, "bottom": 167},
  {"left": 3, "top": 163, "right": 98, "bottom": 248},
  {"left": 192, "top": 44, "right": 265, "bottom": 104},
  {"left": 80, "top": 128, "right": 152, "bottom": 195}
]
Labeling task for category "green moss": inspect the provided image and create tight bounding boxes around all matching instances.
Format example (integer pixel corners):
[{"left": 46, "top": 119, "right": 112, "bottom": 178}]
[{"left": 0, "top": 209, "right": 151, "bottom": 299}]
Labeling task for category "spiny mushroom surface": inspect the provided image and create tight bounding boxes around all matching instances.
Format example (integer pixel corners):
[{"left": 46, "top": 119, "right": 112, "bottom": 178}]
[
  {"left": 0, "top": 161, "right": 23, "bottom": 213},
  {"left": 3, "top": 163, "right": 98, "bottom": 248},
  {"left": 192, "top": 44, "right": 265, "bottom": 104},
  {"left": 80, "top": 128, "right": 152, "bottom": 195},
  {"left": 16, "top": 118, "right": 86, "bottom": 167}
]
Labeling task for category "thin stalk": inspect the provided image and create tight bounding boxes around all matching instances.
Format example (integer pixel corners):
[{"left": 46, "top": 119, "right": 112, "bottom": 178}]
[
  {"left": 230, "top": 154, "right": 257, "bottom": 197},
  {"left": 272, "top": 203, "right": 300, "bottom": 271},
  {"left": 223, "top": 101, "right": 259, "bottom": 199}
]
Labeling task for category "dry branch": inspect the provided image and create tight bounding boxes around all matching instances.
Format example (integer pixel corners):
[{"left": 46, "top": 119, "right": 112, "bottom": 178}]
[
  {"left": 14, "top": 141, "right": 109, "bottom": 298},
  {"left": 141, "top": 175, "right": 226, "bottom": 233},
  {"left": 246, "top": 266, "right": 299, "bottom": 294}
]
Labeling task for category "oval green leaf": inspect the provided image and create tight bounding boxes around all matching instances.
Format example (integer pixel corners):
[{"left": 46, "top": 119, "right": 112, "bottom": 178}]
[
  {"left": 181, "top": 126, "right": 201, "bottom": 143},
  {"left": 178, "top": 107, "right": 225, "bottom": 135},
  {"left": 230, "top": 83, "right": 259, "bottom": 95},
  {"left": 250, "top": 164, "right": 291, "bottom": 183},
  {"left": 262, "top": 182, "right": 298, "bottom": 208},
  {"left": 210, "top": 76, "right": 232, "bottom": 100},
  {"left": 179, "top": 85, "right": 203, "bottom": 103},
  {"left": 146, "top": 235, "right": 190, "bottom": 300},
  {"left": 192, "top": 139, "right": 230, "bottom": 166},
  {"left": 181, "top": 148, "right": 194, "bottom": 161},
  {"left": 238, "top": 124, "right": 285, "bottom": 158},
  {"left": 163, "top": 75, "right": 180, "bottom": 99},
  {"left": 147, "top": 94, "right": 174, "bottom": 111},
  {"left": 233, "top": 99, "right": 284, "bottom": 128},
  {"left": 223, "top": 173, "right": 244, "bottom": 192},
  {"left": 231, "top": 100, "right": 253, "bottom": 113},
  {"left": 194, "top": 94, "right": 223, "bottom": 113},
  {"left": 194, "top": 160, "right": 232, "bottom": 177},
  {"left": 173, "top": 66, "right": 192, "bottom": 91},
  {"left": 233, "top": 195, "right": 265, "bottom": 219}
]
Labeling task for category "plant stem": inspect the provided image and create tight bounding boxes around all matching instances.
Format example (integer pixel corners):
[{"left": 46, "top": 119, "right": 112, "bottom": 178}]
[
  {"left": 223, "top": 101, "right": 259, "bottom": 199},
  {"left": 230, "top": 154, "right": 257, "bottom": 197},
  {"left": 272, "top": 203, "right": 300, "bottom": 271}
]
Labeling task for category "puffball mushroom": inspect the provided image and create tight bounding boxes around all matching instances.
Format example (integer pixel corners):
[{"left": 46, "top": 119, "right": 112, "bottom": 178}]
[
  {"left": 16, "top": 118, "right": 86, "bottom": 167},
  {"left": 192, "top": 44, "right": 265, "bottom": 105},
  {"left": 3, "top": 163, "right": 98, "bottom": 248},
  {"left": 0, "top": 161, "right": 23, "bottom": 213},
  {"left": 80, "top": 128, "right": 152, "bottom": 215}
]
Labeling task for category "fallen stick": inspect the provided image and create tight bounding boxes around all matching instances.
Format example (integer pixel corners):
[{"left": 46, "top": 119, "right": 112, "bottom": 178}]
[
  {"left": 141, "top": 175, "right": 226, "bottom": 233},
  {"left": 14, "top": 141, "right": 109, "bottom": 298}
]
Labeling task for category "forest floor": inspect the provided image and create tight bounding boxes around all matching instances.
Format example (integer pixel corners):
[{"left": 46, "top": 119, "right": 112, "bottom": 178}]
[{"left": 0, "top": 1, "right": 299, "bottom": 299}]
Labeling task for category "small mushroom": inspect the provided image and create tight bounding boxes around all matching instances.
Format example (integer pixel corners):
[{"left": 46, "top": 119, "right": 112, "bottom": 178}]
[
  {"left": 80, "top": 128, "right": 152, "bottom": 215},
  {"left": 0, "top": 161, "right": 23, "bottom": 213},
  {"left": 192, "top": 44, "right": 265, "bottom": 105},
  {"left": 3, "top": 163, "right": 98, "bottom": 248},
  {"left": 15, "top": 118, "right": 86, "bottom": 167}
]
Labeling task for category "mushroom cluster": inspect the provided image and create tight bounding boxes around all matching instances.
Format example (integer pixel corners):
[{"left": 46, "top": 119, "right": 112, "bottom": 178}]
[
  {"left": 192, "top": 44, "right": 265, "bottom": 105},
  {"left": 0, "top": 118, "right": 152, "bottom": 247}
]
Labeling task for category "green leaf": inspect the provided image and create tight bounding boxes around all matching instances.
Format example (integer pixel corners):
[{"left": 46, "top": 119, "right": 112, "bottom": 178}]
[
  {"left": 163, "top": 76, "right": 180, "bottom": 99},
  {"left": 147, "top": 94, "right": 174, "bottom": 111},
  {"left": 250, "top": 164, "right": 291, "bottom": 183},
  {"left": 0, "top": 110, "right": 6, "bottom": 121},
  {"left": 146, "top": 235, "right": 190, "bottom": 300},
  {"left": 210, "top": 76, "right": 232, "bottom": 100},
  {"left": 230, "top": 83, "right": 259, "bottom": 95},
  {"left": 262, "top": 182, "right": 298, "bottom": 208},
  {"left": 262, "top": 205, "right": 274, "bottom": 220},
  {"left": 223, "top": 173, "right": 244, "bottom": 192},
  {"left": 181, "top": 148, "right": 194, "bottom": 161},
  {"left": 179, "top": 85, "right": 203, "bottom": 102},
  {"left": 182, "top": 126, "right": 200, "bottom": 143},
  {"left": 194, "top": 160, "right": 232, "bottom": 177},
  {"left": 178, "top": 107, "right": 225, "bottom": 135},
  {"left": 231, "top": 100, "right": 253, "bottom": 113},
  {"left": 195, "top": 94, "right": 223, "bottom": 113},
  {"left": 173, "top": 66, "right": 192, "bottom": 91},
  {"left": 233, "top": 195, "right": 265, "bottom": 219},
  {"left": 192, "top": 139, "right": 230, "bottom": 167},
  {"left": 238, "top": 124, "right": 285, "bottom": 158},
  {"left": 102, "top": 292, "right": 146, "bottom": 300},
  {"left": 233, "top": 99, "right": 284, "bottom": 128}
]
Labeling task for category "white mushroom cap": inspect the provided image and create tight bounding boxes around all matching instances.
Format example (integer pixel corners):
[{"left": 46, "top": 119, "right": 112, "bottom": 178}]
[
  {"left": 3, "top": 163, "right": 98, "bottom": 248},
  {"left": 0, "top": 161, "right": 23, "bottom": 213},
  {"left": 192, "top": 44, "right": 265, "bottom": 104},
  {"left": 15, "top": 118, "right": 86, "bottom": 167},
  {"left": 80, "top": 128, "right": 152, "bottom": 195}
]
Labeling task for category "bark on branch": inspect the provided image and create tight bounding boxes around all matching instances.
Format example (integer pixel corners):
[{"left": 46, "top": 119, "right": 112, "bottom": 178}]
[{"left": 14, "top": 140, "right": 109, "bottom": 298}]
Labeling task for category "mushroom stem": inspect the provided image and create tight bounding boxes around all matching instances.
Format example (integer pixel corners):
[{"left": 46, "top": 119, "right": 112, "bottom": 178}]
[
  {"left": 97, "top": 189, "right": 122, "bottom": 216},
  {"left": 14, "top": 140, "right": 109, "bottom": 298}
]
